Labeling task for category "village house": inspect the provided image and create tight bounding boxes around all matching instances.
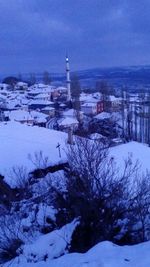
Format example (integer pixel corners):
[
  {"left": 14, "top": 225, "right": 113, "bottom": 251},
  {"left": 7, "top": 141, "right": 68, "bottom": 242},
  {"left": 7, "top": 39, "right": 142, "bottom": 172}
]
[
  {"left": 4, "top": 109, "right": 49, "bottom": 127},
  {"left": 0, "top": 83, "right": 10, "bottom": 91},
  {"left": 106, "top": 95, "right": 122, "bottom": 112},
  {"left": 15, "top": 82, "right": 28, "bottom": 91},
  {"left": 80, "top": 93, "right": 103, "bottom": 115},
  {"left": 28, "top": 99, "right": 54, "bottom": 110},
  {"left": 81, "top": 102, "right": 97, "bottom": 115}
]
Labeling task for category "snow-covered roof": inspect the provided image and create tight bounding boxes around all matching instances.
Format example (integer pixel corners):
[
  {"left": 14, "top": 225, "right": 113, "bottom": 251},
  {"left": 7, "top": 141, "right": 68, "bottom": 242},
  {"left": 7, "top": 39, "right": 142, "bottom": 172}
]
[
  {"left": 1, "top": 89, "right": 11, "bottom": 95},
  {"left": 28, "top": 88, "right": 52, "bottom": 95},
  {"left": 42, "top": 106, "right": 55, "bottom": 111},
  {"left": 35, "top": 117, "right": 47, "bottom": 123},
  {"left": 60, "top": 103, "right": 66, "bottom": 107},
  {"left": 5, "top": 110, "right": 33, "bottom": 121},
  {"left": 16, "top": 82, "right": 28, "bottom": 86},
  {"left": 30, "top": 84, "right": 55, "bottom": 90},
  {"left": 21, "top": 99, "right": 31, "bottom": 105},
  {"left": 5, "top": 109, "right": 48, "bottom": 122},
  {"left": 0, "top": 94, "right": 7, "bottom": 100},
  {"left": 90, "top": 133, "right": 106, "bottom": 140},
  {"left": 81, "top": 102, "right": 97, "bottom": 107},
  {"left": 29, "top": 99, "right": 53, "bottom": 106},
  {"left": 34, "top": 83, "right": 47, "bottom": 88},
  {"left": 34, "top": 93, "right": 51, "bottom": 99},
  {"left": 57, "top": 86, "right": 67, "bottom": 91},
  {"left": 109, "top": 95, "right": 122, "bottom": 102},
  {"left": 80, "top": 93, "right": 100, "bottom": 103},
  {"left": 59, "top": 117, "right": 78, "bottom": 127},
  {"left": 63, "top": 109, "right": 83, "bottom": 119},
  {"left": 94, "top": 112, "right": 111, "bottom": 120},
  {"left": 0, "top": 83, "right": 10, "bottom": 89},
  {"left": 63, "top": 109, "right": 76, "bottom": 117},
  {"left": 6, "top": 100, "right": 22, "bottom": 109}
]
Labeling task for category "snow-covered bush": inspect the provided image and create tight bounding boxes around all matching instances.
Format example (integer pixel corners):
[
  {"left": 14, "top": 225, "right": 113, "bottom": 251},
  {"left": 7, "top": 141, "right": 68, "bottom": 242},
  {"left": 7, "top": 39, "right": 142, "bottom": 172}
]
[
  {"left": 53, "top": 137, "right": 150, "bottom": 251},
  {"left": 0, "top": 238, "right": 23, "bottom": 264},
  {"left": 0, "top": 215, "right": 24, "bottom": 264}
]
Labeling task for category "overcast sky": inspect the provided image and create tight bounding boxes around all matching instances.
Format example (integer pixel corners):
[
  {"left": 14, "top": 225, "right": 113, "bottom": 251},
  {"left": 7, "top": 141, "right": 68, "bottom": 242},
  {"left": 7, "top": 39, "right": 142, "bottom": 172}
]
[{"left": 0, "top": 0, "right": 149, "bottom": 74}]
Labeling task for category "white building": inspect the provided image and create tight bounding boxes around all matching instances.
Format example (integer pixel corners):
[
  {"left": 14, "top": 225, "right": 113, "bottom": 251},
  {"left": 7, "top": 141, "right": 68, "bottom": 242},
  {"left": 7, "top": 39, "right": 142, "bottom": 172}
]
[{"left": 81, "top": 102, "right": 97, "bottom": 115}]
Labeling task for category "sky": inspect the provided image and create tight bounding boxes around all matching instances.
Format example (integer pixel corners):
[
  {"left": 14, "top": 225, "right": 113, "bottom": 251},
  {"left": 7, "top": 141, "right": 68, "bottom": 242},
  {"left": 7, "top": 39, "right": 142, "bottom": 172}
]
[{"left": 0, "top": 0, "right": 149, "bottom": 74}]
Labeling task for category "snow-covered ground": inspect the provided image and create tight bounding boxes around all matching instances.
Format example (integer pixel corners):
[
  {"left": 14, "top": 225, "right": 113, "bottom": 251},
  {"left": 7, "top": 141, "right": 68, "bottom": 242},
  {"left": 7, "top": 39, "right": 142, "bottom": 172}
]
[
  {"left": 4, "top": 237, "right": 150, "bottom": 267},
  {"left": 0, "top": 121, "right": 67, "bottom": 185},
  {"left": 110, "top": 141, "right": 150, "bottom": 174},
  {"left": 39, "top": 240, "right": 150, "bottom": 267}
]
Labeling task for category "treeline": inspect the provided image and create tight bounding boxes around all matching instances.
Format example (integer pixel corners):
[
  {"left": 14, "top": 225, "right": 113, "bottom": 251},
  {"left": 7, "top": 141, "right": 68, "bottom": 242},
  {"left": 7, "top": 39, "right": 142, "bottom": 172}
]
[{"left": 2, "top": 70, "right": 52, "bottom": 87}]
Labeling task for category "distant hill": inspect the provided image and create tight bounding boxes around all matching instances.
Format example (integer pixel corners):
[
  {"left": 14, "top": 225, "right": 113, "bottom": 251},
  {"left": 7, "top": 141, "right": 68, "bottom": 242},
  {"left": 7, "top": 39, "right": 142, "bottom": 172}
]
[
  {"left": 2, "top": 65, "right": 150, "bottom": 92},
  {"left": 73, "top": 65, "right": 150, "bottom": 91}
]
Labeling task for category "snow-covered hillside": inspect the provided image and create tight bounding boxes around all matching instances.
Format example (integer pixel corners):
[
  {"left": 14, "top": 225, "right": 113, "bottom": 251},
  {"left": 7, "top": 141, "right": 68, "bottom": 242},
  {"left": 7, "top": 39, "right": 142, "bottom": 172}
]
[
  {"left": 0, "top": 121, "right": 150, "bottom": 186},
  {"left": 1, "top": 123, "right": 150, "bottom": 267},
  {"left": 0, "top": 122, "right": 67, "bottom": 186},
  {"left": 111, "top": 141, "right": 150, "bottom": 175}
]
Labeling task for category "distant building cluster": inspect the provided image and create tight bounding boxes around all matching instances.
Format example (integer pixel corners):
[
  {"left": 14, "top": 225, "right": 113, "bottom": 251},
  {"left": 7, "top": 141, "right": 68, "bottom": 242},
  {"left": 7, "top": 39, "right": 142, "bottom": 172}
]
[{"left": 0, "top": 57, "right": 150, "bottom": 147}]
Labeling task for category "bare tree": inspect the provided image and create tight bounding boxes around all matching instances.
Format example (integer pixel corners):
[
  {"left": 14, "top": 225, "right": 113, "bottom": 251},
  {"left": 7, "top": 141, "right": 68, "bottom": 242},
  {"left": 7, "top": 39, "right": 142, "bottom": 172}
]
[
  {"left": 0, "top": 215, "right": 24, "bottom": 264},
  {"left": 71, "top": 74, "right": 81, "bottom": 111},
  {"left": 96, "top": 80, "right": 111, "bottom": 112},
  {"left": 53, "top": 137, "right": 147, "bottom": 251},
  {"left": 43, "top": 71, "right": 52, "bottom": 85},
  {"left": 18, "top": 73, "right": 23, "bottom": 82},
  {"left": 28, "top": 151, "right": 49, "bottom": 169},
  {"left": 8, "top": 166, "right": 29, "bottom": 189},
  {"left": 29, "top": 73, "right": 36, "bottom": 85},
  {"left": 130, "top": 173, "right": 150, "bottom": 242}
]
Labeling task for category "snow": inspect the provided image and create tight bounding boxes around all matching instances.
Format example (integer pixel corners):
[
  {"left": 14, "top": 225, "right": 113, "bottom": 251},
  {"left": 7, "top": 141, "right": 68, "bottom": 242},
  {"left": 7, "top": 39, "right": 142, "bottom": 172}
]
[
  {"left": 0, "top": 121, "right": 150, "bottom": 186},
  {"left": 4, "top": 110, "right": 48, "bottom": 123},
  {"left": 6, "top": 110, "right": 33, "bottom": 122},
  {"left": 4, "top": 239, "right": 150, "bottom": 267},
  {"left": 0, "top": 94, "right": 7, "bottom": 100},
  {"left": 32, "top": 170, "right": 66, "bottom": 196},
  {"left": 109, "top": 95, "right": 122, "bottom": 102},
  {"left": 22, "top": 219, "right": 79, "bottom": 263},
  {"left": 6, "top": 99, "right": 22, "bottom": 109},
  {"left": 29, "top": 99, "right": 53, "bottom": 106},
  {"left": 34, "top": 93, "right": 50, "bottom": 99},
  {"left": 21, "top": 204, "right": 56, "bottom": 230},
  {"left": 59, "top": 117, "right": 79, "bottom": 127},
  {"left": 28, "top": 85, "right": 54, "bottom": 95},
  {"left": 16, "top": 82, "right": 28, "bottom": 87},
  {"left": 56, "top": 241, "right": 150, "bottom": 267},
  {"left": 63, "top": 108, "right": 76, "bottom": 117},
  {"left": 82, "top": 102, "right": 97, "bottom": 107},
  {"left": 35, "top": 204, "right": 56, "bottom": 226},
  {"left": 0, "top": 121, "right": 67, "bottom": 185},
  {"left": 42, "top": 107, "right": 55, "bottom": 111},
  {"left": 110, "top": 141, "right": 150, "bottom": 174},
  {"left": 80, "top": 93, "right": 100, "bottom": 103},
  {"left": 94, "top": 112, "right": 111, "bottom": 120},
  {"left": 89, "top": 133, "right": 106, "bottom": 140},
  {"left": 57, "top": 86, "right": 67, "bottom": 91}
]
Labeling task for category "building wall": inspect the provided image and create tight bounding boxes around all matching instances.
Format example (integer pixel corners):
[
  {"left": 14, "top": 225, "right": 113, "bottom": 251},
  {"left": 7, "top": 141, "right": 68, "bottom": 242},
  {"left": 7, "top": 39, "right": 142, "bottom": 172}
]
[
  {"left": 81, "top": 105, "right": 97, "bottom": 115},
  {"left": 97, "top": 101, "right": 104, "bottom": 113}
]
